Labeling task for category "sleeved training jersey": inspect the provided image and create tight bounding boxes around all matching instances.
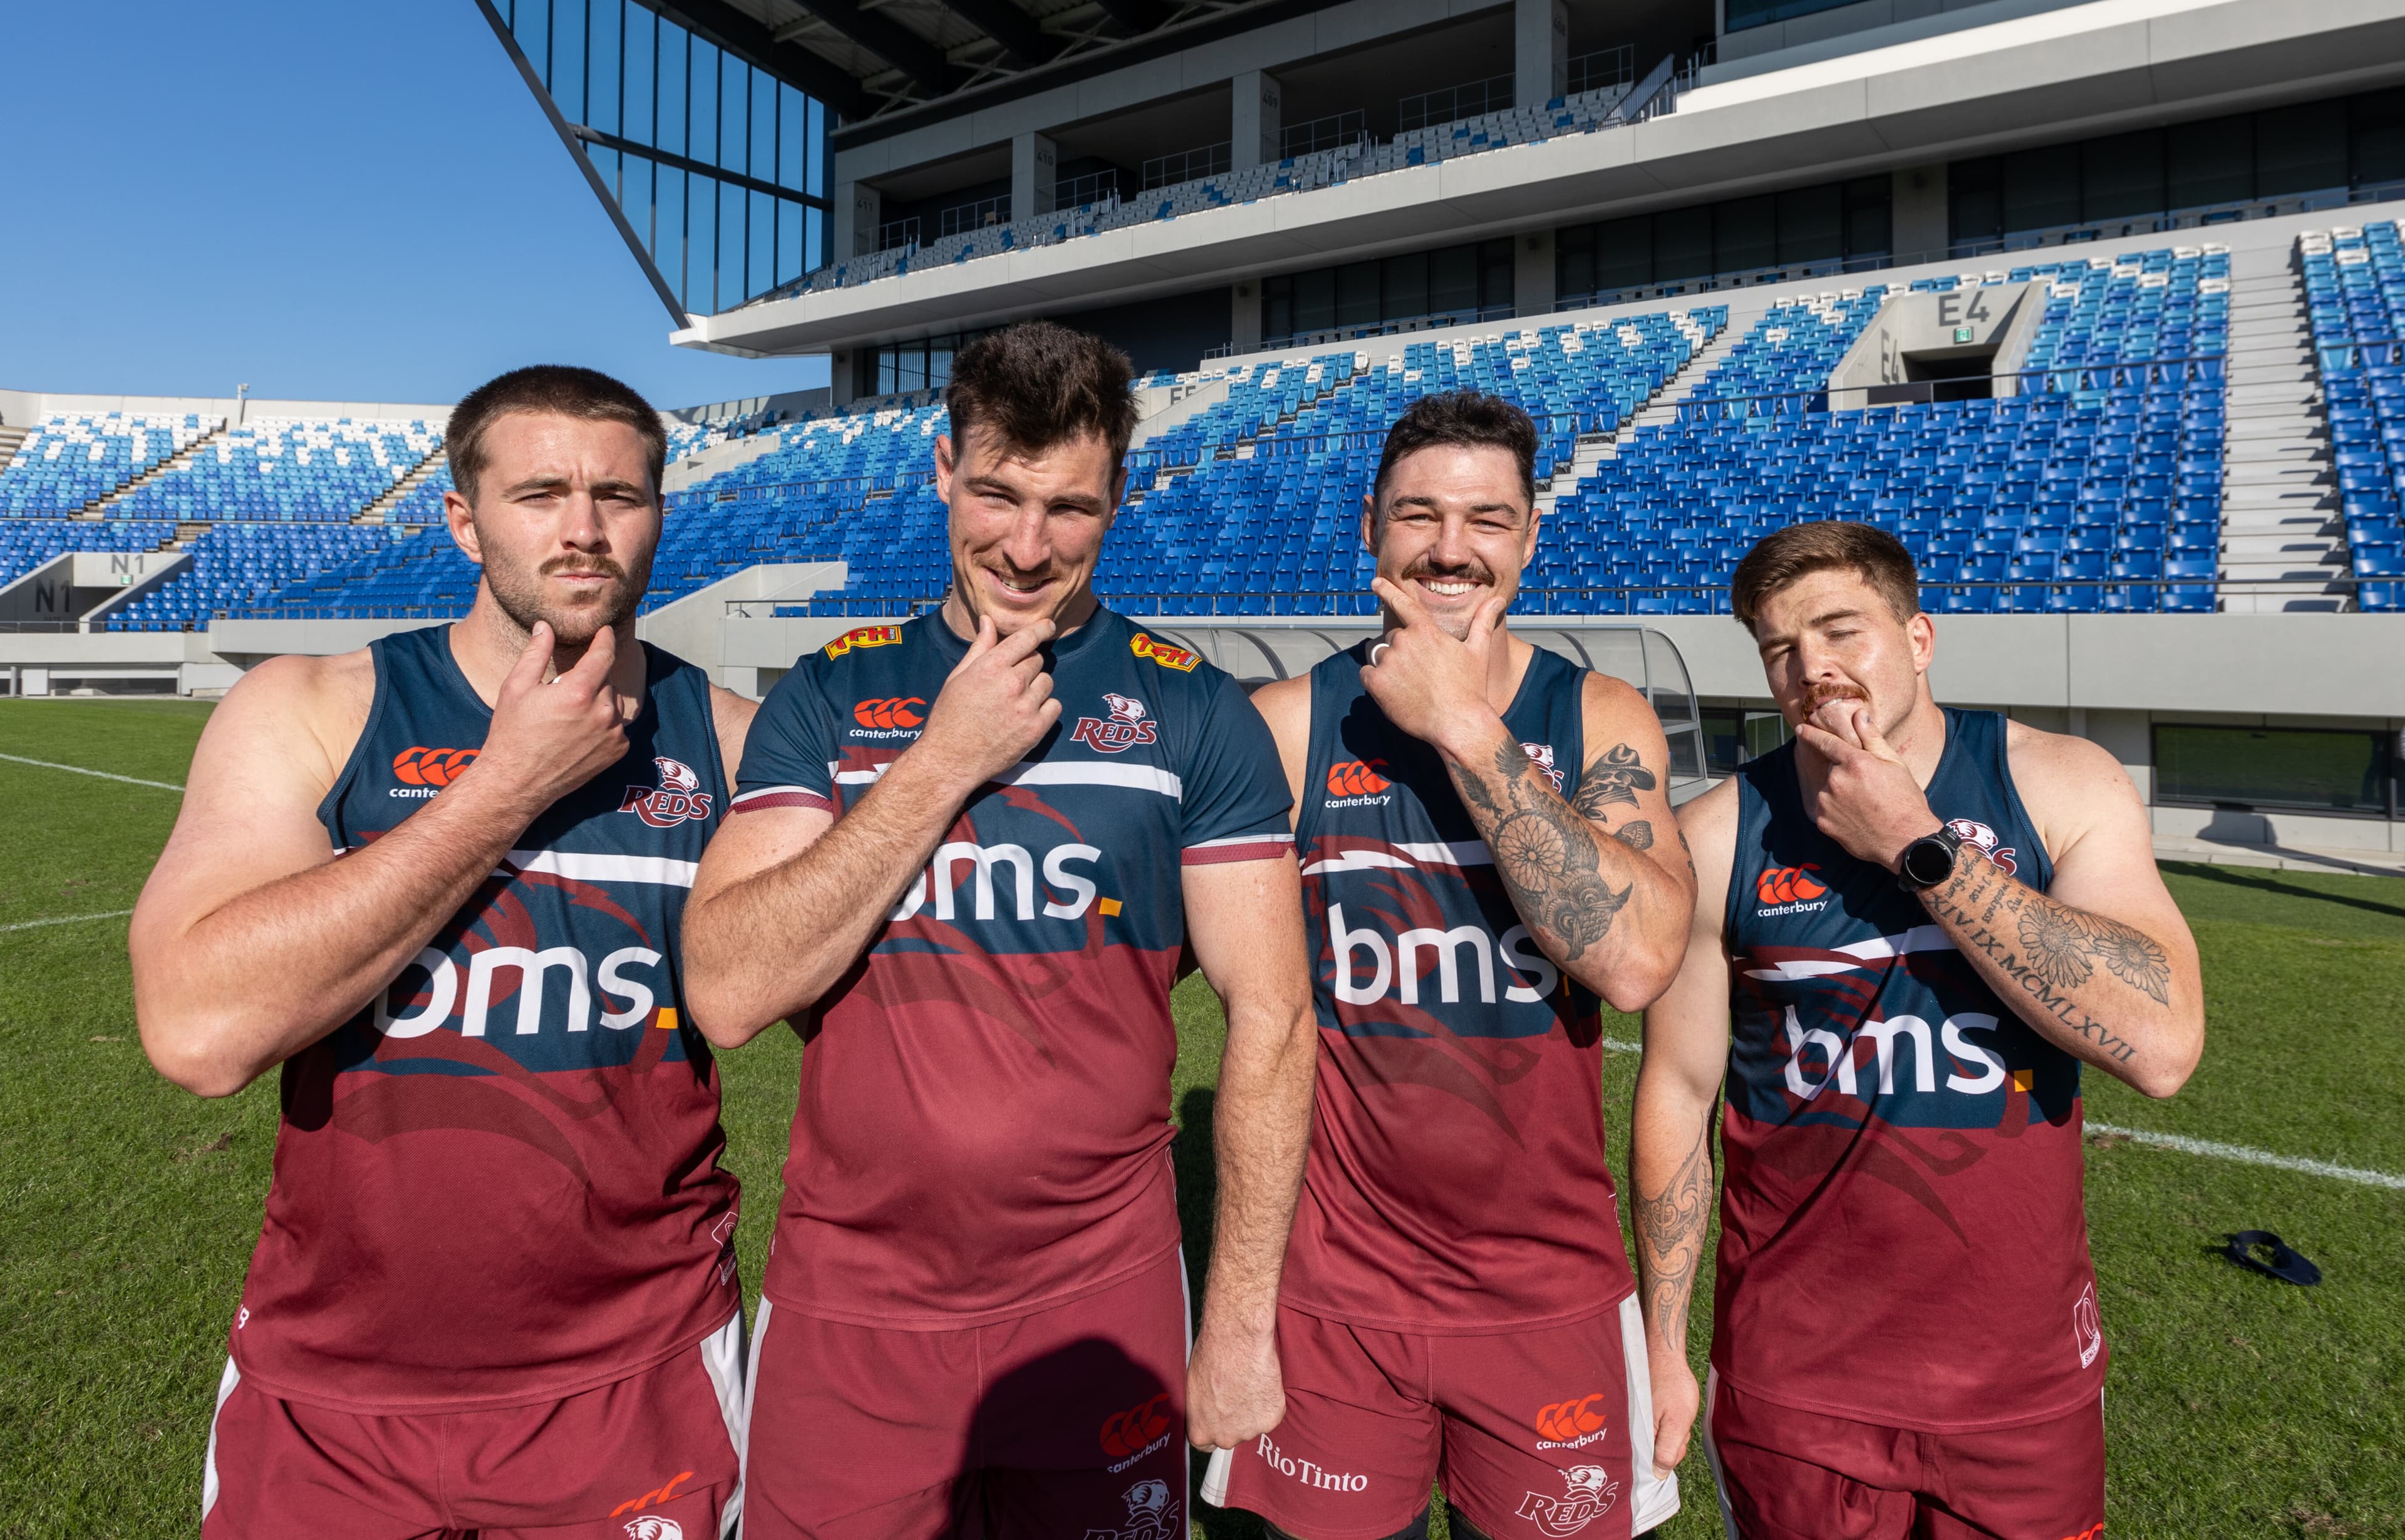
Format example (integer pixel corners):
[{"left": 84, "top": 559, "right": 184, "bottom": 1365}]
[{"left": 735, "top": 608, "right": 1293, "bottom": 1326}]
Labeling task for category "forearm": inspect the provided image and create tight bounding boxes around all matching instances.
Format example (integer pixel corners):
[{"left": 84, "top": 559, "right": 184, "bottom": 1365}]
[
  {"left": 1918, "top": 849, "right": 2198, "bottom": 1097},
  {"left": 1443, "top": 717, "right": 1687, "bottom": 1009},
  {"left": 135, "top": 777, "right": 537, "bottom": 1094},
  {"left": 1630, "top": 1070, "right": 1715, "bottom": 1358},
  {"left": 1199, "top": 1000, "right": 1317, "bottom": 1339},
  {"left": 688, "top": 751, "right": 970, "bottom": 1038}
]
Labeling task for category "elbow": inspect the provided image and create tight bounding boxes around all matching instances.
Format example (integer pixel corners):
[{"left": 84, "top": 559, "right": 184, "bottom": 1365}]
[
  {"left": 1596, "top": 946, "right": 1687, "bottom": 1018},
  {"left": 682, "top": 968, "right": 785, "bottom": 1050},
  {"left": 138, "top": 1015, "right": 261, "bottom": 1100},
  {"left": 2129, "top": 1014, "right": 2205, "bottom": 1100}
]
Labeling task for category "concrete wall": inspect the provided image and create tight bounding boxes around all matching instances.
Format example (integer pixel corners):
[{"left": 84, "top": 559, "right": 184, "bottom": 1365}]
[{"left": 0, "top": 389, "right": 451, "bottom": 426}]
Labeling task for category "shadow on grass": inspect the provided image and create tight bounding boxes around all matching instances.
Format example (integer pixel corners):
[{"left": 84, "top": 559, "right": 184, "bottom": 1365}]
[{"left": 2163, "top": 861, "right": 2405, "bottom": 922}]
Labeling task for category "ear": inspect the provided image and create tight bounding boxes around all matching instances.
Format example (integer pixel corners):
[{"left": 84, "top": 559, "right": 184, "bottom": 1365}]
[
  {"left": 445, "top": 489, "right": 483, "bottom": 566},
  {"left": 934, "top": 434, "right": 956, "bottom": 501},
  {"left": 1359, "top": 491, "right": 1377, "bottom": 555},
  {"left": 1906, "top": 610, "right": 1936, "bottom": 677}
]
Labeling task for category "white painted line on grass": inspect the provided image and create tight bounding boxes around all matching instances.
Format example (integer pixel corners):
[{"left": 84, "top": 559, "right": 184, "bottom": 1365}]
[
  {"left": 1604, "top": 1036, "right": 1642, "bottom": 1055},
  {"left": 2089, "top": 1122, "right": 2405, "bottom": 1191},
  {"left": 0, "top": 752, "right": 183, "bottom": 792},
  {"left": 0, "top": 909, "right": 135, "bottom": 934}
]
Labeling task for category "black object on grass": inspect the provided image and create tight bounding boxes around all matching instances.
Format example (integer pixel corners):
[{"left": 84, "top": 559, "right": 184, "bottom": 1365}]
[{"left": 2223, "top": 1231, "right": 2322, "bottom": 1286}]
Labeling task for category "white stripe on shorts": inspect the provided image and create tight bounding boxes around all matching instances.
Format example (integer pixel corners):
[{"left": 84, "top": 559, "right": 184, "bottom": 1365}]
[
  {"left": 696, "top": 1311, "right": 749, "bottom": 1540},
  {"left": 1700, "top": 1368, "right": 1741, "bottom": 1540},
  {"left": 200, "top": 1355, "right": 242, "bottom": 1522}
]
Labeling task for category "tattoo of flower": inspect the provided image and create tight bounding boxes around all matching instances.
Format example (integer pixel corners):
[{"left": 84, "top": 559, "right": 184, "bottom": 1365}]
[
  {"left": 2018, "top": 904, "right": 2094, "bottom": 990},
  {"left": 2084, "top": 915, "right": 2171, "bottom": 1005}
]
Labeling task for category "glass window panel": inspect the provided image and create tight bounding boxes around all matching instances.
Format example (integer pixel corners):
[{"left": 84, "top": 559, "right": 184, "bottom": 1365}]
[
  {"left": 688, "top": 39, "right": 719, "bottom": 171},
  {"left": 715, "top": 177, "right": 744, "bottom": 309},
  {"left": 2354, "top": 86, "right": 2405, "bottom": 187},
  {"left": 654, "top": 163, "right": 685, "bottom": 304},
  {"left": 511, "top": 3, "right": 550, "bottom": 90},
  {"left": 1555, "top": 222, "right": 1595, "bottom": 298},
  {"left": 2153, "top": 726, "right": 2387, "bottom": 814},
  {"left": 726, "top": 51, "right": 752, "bottom": 177},
  {"left": 2166, "top": 113, "right": 2252, "bottom": 207},
  {"left": 807, "top": 204, "right": 824, "bottom": 273},
  {"left": 779, "top": 85, "right": 809, "bottom": 194},
  {"left": 1264, "top": 275, "right": 1294, "bottom": 340},
  {"left": 584, "top": 0, "right": 619, "bottom": 136},
  {"left": 656, "top": 21, "right": 686, "bottom": 157},
  {"left": 1842, "top": 175, "right": 1890, "bottom": 257},
  {"left": 551, "top": 0, "right": 587, "bottom": 122},
  {"left": 621, "top": 2, "right": 654, "bottom": 146},
  {"left": 1479, "top": 238, "right": 1514, "bottom": 311},
  {"left": 1653, "top": 204, "right": 1712, "bottom": 280},
  {"left": 1775, "top": 183, "right": 1841, "bottom": 264},
  {"left": 1595, "top": 217, "right": 1650, "bottom": 289},
  {"left": 1428, "top": 245, "right": 1477, "bottom": 313},
  {"left": 1335, "top": 261, "right": 1380, "bottom": 328},
  {"left": 689, "top": 170, "right": 719, "bottom": 315},
  {"left": 2081, "top": 129, "right": 2163, "bottom": 220},
  {"left": 1293, "top": 269, "right": 1337, "bottom": 335},
  {"left": 778, "top": 198, "right": 805, "bottom": 287},
  {"left": 809, "top": 98, "right": 827, "bottom": 199},
  {"left": 750, "top": 190, "right": 775, "bottom": 299},
  {"left": 1383, "top": 251, "right": 1428, "bottom": 319},
  {"left": 2001, "top": 147, "right": 2079, "bottom": 233},
  {"left": 1715, "top": 194, "right": 1777, "bottom": 272},
  {"left": 2256, "top": 100, "right": 2349, "bottom": 195},
  {"left": 1950, "top": 155, "right": 2003, "bottom": 244}
]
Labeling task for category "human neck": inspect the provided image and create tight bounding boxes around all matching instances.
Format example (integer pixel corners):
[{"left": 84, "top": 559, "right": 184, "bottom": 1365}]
[
  {"left": 1881, "top": 688, "right": 1952, "bottom": 788},
  {"left": 449, "top": 588, "right": 643, "bottom": 709},
  {"left": 1484, "top": 624, "right": 1533, "bottom": 716}
]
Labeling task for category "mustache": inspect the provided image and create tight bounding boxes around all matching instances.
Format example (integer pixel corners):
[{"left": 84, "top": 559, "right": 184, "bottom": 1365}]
[
  {"left": 540, "top": 555, "right": 629, "bottom": 581},
  {"left": 1400, "top": 557, "right": 1497, "bottom": 587},
  {"left": 1802, "top": 681, "right": 1868, "bottom": 713}
]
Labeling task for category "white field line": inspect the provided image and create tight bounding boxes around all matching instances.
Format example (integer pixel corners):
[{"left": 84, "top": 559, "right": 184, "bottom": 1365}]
[
  {"left": 1597, "top": 1038, "right": 2404, "bottom": 1189},
  {"left": 0, "top": 752, "right": 184, "bottom": 792},
  {"left": 0, "top": 909, "right": 135, "bottom": 934},
  {"left": 2088, "top": 1122, "right": 2405, "bottom": 1192}
]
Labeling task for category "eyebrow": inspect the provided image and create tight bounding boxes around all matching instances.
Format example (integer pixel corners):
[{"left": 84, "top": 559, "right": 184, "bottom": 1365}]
[
  {"left": 500, "top": 473, "right": 648, "bottom": 500},
  {"left": 1385, "top": 494, "right": 1528, "bottom": 517},
  {"left": 1809, "top": 607, "right": 1868, "bottom": 627},
  {"left": 966, "top": 473, "right": 1106, "bottom": 514}
]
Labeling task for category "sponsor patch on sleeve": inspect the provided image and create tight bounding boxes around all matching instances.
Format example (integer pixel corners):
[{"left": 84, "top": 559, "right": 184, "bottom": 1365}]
[
  {"left": 824, "top": 625, "right": 903, "bottom": 660},
  {"left": 1129, "top": 632, "right": 1199, "bottom": 672}
]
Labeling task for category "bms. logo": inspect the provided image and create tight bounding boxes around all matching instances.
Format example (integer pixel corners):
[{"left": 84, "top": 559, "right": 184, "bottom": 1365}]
[{"left": 621, "top": 757, "right": 714, "bottom": 827}]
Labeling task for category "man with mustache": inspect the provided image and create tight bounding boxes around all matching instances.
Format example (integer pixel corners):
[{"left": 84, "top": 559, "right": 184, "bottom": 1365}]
[
  {"left": 683, "top": 323, "right": 1318, "bottom": 1539},
  {"left": 1206, "top": 391, "right": 1695, "bottom": 1540},
  {"left": 132, "top": 366, "right": 755, "bottom": 1539},
  {"left": 1635, "top": 521, "right": 2203, "bottom": 1539}
]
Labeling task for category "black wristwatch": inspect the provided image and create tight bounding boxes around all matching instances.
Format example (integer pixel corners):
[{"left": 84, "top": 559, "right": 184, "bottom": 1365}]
[{"left": 1896, "top": 824, "right": 1965, "bottom": 892}]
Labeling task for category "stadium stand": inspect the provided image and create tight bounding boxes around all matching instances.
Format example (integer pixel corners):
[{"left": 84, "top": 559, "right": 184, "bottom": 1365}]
[
  {"left": 0, "top": 518, "right": 180, "bottom": 589},
  {"left": 111, "top": 418, "right": 440, "bottom": 524},
  {"left": 2301, "top": 220, "right": 2405, "bottom": 612},
  {"left": 108, "top": 525, "right": 398, "bottom": 632},
  {"left": 0, "top": 413, "right": 217, "bottom": 515}
]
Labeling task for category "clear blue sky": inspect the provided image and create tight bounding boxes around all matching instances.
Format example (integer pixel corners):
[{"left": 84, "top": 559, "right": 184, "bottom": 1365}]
[{"left": 0, "top": 1, "right": 829, "bottom": 410}]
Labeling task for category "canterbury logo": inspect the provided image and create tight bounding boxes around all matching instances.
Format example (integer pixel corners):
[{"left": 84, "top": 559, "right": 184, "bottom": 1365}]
[
  {"left": 854, "top": 696, "right": 926, "bottom": 730},
  {"left": 1534, "top": 1393, "right": 1608, "bottom": 1443},
  {"left": 1326, "top": 759, "right": 1391, "bottom": 797},
  {"left": 1098, "top": 1392, "right": 1174, "bottom": 1459},
  {"left": 1757, "top": 866, "right": 1828, "bottom": 905},
  {"left": 393, "top": 747, "right": 478, "bottom": 787}
]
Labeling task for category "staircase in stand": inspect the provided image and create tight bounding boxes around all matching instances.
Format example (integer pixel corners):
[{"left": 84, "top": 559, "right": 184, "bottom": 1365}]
[
  {"left": 356, "top": 448, "right": 448, "bottom": 525},
  {"left": 0, "top": 423, "right": 31, "bottom": 476},
  {"left": 2215, "top": 247, "right": 2347, "bottom": 612},
  {"left": 83, "top": 421, "right": 231, "bottom": 520},
  {"left": 1532, "top": 298, "right": 1763, "bottom": 517}
]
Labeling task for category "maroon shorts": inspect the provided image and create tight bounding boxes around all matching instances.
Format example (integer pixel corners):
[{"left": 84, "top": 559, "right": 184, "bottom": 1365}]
[
  {"left": 201, "top": 1311, "right": 745, "bottom": 1540},
  {"left": 1204, "top": 1294, "right": 1678, "bottom": 1540},
  {"left": 1704, "top": 1370, "right": 2105, "bottom": 1540},
  {"left": 742, "top": 1245, "right": 1191, "bottom": 1540}
]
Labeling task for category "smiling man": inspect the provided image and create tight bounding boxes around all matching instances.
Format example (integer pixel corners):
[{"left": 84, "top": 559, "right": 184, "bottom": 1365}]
[
  {"left": 1211, "top": 391, "right": 1694, "bottom": 1540},
  {"left": 682, "top": 322, "right": 1319, "bottom": 1540},
  {"left": 133, "top": 366, "right": 755, "bottom": 1539},
  {"left": 1634, "top": 520, "right": 2203, "bottom": 1540}
]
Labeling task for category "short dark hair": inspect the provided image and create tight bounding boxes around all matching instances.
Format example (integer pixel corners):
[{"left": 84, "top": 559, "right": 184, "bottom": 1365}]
[
  {"left": 447, "top": 365, "right": 666, "bottom": 504},
  {"left": 1730, "top": 521, "right": 1921, "bottom": 635},
  {"left": 1373, "top": 390, "right": 1538, "bottom": 506},
  {"left": 944, "top": 322, "right": 1139, "bottom": 467}
]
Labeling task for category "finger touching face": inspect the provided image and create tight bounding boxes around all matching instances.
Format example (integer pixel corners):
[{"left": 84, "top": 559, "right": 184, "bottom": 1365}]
[
  {"left": 1751, "top": 567, "right": 1932, "bottom": 736},
  {"left": 1368, "top": 443, "right": 1536, "bottom": 640},
  {"left": 938, "top": 426, "right": 1121, "bottom": 639},
  {"left": 449, "top": 411, "right": 658, "bottom": 646}
]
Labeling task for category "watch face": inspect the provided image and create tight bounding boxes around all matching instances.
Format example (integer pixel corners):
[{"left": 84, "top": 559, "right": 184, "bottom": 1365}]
[{"left": 1906, "top": 837, "right": 1953, "bottom": 886}]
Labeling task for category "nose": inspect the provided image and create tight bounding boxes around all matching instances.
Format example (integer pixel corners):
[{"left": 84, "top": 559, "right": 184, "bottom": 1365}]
[
  {"left": 999, "top": 502, "right": 1050, "bottom": 574},
  {"left": 559, "top": 487, "right": 606, "bottom": 550},
  {"left": 1425, "top": 514, "right": 1477, "bottom": 570}
]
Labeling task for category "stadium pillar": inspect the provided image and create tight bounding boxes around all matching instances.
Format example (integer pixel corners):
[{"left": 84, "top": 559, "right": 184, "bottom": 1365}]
[
  {"left": 1515, "top": 229, "right": 1555, "bottom": 319},
  {"left": 1233, "top": 71, "right": 1282, "bottom": 170},
  {"left": 1014, "top": 132, "right": 1059, "bottom": 220},
  {"left": 837, "top": 180, "right": 881, "bottom": 259},
  {"left": 1893, "top": 163, "right": 1948, "bottom": 261},
  {"left": 1516, "top": 0, "right": 1569, "bottom": 108}
]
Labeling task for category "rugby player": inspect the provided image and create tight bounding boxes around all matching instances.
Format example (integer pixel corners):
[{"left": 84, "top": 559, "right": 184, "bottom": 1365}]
[
  {"left": 1209, "top": 391, "right": 1696, "bottom": 1540},
  {"left": 1635, "top": 521, "right": 2204, "bottom": 1539},
  {"left": 132, "top": 366, "right": 755, "bottom": 1538},
  {"left": 681, "top": 321, "right": 1319, "bottom": 1539}
]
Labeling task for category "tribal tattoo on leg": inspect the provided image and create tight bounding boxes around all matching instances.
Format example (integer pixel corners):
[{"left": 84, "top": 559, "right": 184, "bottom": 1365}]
[{"left": 1456, "top": 738, "right": 1635, "bottom": 961}]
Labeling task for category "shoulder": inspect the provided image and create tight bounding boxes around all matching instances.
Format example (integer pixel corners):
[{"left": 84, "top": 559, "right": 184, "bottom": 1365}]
[
  {"left": 707, "top": 683, "right": 757, "bottom": 767},
  {"left": 2000, "top": 716, "right": 2145, "bottom": 855},
  {"left": 199, "top": 647, "right": 375, "bottom": 792},
  {"left": 1576, "top": 668, "right": 1654, "bottom": 736},
  {"left": 1675, "top": 778, "right": 1742, "bottom": 924},
  {"left": 1248, "top": 674, "right": 1311, "bottom": 753}
]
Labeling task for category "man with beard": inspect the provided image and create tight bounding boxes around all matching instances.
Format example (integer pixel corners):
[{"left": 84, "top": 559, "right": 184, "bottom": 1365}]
[
  {"left": 133, "top": 366, "right": 755, "bottom": 1539},
  {"left": 1206, "top": 391, "right": 1694, "bottom": 1540},
  {"left": 682, "top": 323, "right": 1318, "bottom": 1539},
  {"left": 1634, "top": 521, "right": 2202, "bottom": 1539}
]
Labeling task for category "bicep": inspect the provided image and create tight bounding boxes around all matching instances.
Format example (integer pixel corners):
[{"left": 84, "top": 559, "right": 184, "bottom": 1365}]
[
  {"left": 1642, "top": 786, "right": 1737, "bottom": 1095},
  {"left": 1181, "top": 855, "right": 1310, "bottom": 1020},
  {"left": 2034, "top": 755, "right": 2198, "bottom": 971},
  {"left": 1576, "top": 680, "right": 1695, "bottom": 896},
  {"left": 693, "top": 802, "right": 836, "bottom": 904}
]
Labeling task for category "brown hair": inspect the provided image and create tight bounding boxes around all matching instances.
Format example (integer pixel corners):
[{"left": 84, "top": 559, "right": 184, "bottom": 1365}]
[
  {"left": 1730, "top": 520, "right": 1921, "bottom": 634},
  {"left": 944, "top": 321, "right": 1139, "bottom": 465},
  {"left": 447, "top": 365, "right": 666, "bottom": 504},
  {"left": 1373, "top": 390, "right": 1538, "bottom": 505}
]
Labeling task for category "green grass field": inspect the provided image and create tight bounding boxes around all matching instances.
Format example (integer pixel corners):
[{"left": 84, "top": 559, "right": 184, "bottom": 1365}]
[{"left": 1, "top": 698, "right": 2399, "bottom": 1538}]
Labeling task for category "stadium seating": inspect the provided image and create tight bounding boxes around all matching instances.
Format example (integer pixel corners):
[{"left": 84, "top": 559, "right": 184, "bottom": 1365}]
[
  {"left": 2300, "top": 221, "right": 2404, "bottom": 612},
  {"left": 0, "top": 518, "right": 180, "bottom": 590},
  {"left": 0, "top": 413, "right": 217, "bottom": 515},
  {"left": 112, "top": 418, "right": 439, "bottom": 524},
  {"left": 107, "top": 525, "right": 398, "bottom": 631}
]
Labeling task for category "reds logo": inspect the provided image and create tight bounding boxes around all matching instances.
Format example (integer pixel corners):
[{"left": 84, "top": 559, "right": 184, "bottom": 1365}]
[
  {"left": 1946, "top": 817, "right": 2019, "bottom": 874},
  {"left": 620, "top": 757, "right": 714, "bottom": 827},
  {"left": 1516, "top": 1465, "right": 1619, "bottom": 1536},
  {"left": 1071, "top": 693, "right": 1159, "bottom": 754},
  {"left": 1084, "top": 1479, "right": 1180, "bottom": 1540}
]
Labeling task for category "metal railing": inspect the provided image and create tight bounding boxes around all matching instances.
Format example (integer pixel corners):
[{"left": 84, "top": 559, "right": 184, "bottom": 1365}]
[
  {"left": 1142, "top": 142, "right": 1231, "bottom": 190},
  {"left": 1055, "top": 169, "right": 1124, "bottom": 209},
  {"left": 1399, "top": 75, "right": 1513, "bottom": 133},
  {"left": 1257, "top": 301, "right": 1519, "bottom": 356},
  {"left": 1567, "top": 45, "right": 1635, "bottom": 98},
  {"left": 936, "top": 195, "right": 1010, "bottom": 237},
  {"left": 1280, "top": 111, "right": 1365, "bottom": 159},
  {"left": 876, "top": 217, "right": 921, "bottom": 252},
  {"left": 1671, "top": 355, "right": 2228, "bottom": 423}
]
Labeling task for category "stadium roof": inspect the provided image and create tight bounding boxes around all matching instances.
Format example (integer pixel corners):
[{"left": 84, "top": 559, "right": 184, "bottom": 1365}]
[{"left": 661, "top": 0, "right": 1353, "bottom": 146}]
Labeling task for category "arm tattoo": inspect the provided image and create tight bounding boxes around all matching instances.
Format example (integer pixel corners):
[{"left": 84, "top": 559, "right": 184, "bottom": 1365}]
[
  {"left": 1637, "top": 1125, "right": 1712, "bottom": 1351},
  {"left": 1572, "top": 742, "right": 1658, "bottom": 817},
  {"left": 1613, "top": 820, "right": 1655, "bottom": 850},
  {"left": 1452, "top": 736, "right": 1634, "bottom": 961},
  {"left": 1921, "top": 850, "right": 2173, "bottom": 1065}
]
